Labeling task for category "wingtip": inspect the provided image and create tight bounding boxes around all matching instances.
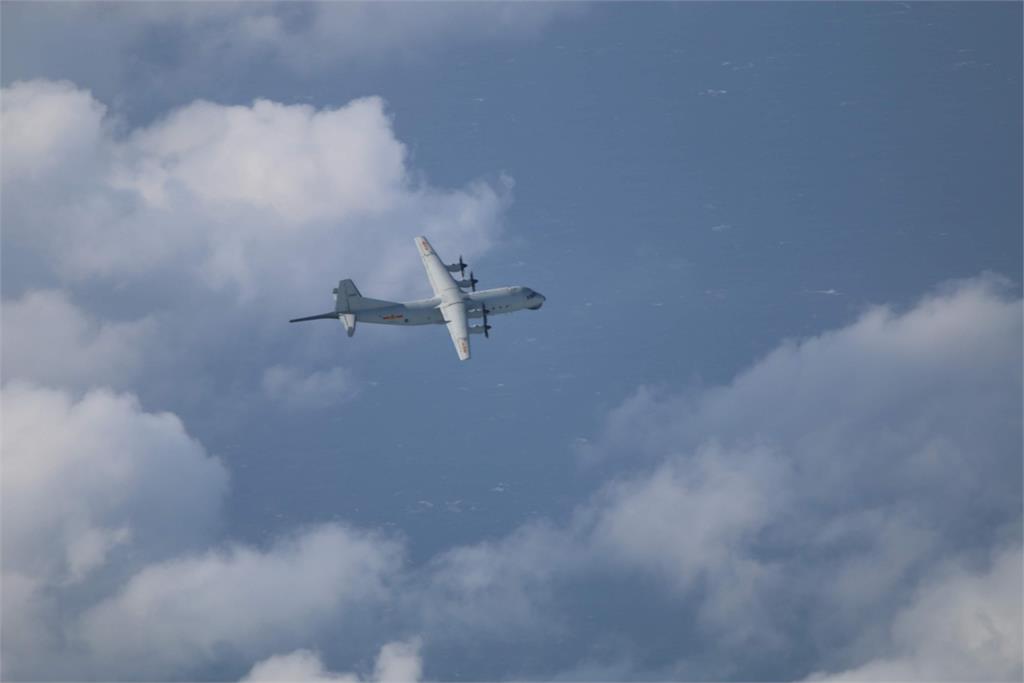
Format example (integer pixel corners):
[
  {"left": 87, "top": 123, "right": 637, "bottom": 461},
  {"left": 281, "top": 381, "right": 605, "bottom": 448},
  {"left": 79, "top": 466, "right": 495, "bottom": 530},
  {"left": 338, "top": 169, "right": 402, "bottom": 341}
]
[{"left": 456, "top": 337, "right": 470, "bottom": 361}]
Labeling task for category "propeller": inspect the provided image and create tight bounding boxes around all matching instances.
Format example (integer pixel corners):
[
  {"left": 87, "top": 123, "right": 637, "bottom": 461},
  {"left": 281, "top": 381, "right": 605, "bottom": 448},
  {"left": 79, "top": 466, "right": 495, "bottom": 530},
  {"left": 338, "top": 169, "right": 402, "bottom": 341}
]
[
  {"left": 468, "top": 271, "right": 478, "bottom": 292},
  {"left": 481, "top": 304, "right": 491, "bottom": 338},
  {"left": 457, "top": 255, "right": 467, "bottom": 277}
]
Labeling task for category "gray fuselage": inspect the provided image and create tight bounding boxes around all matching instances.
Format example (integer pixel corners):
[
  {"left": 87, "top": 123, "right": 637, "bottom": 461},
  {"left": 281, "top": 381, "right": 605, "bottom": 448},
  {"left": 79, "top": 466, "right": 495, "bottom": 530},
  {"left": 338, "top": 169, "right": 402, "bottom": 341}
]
[{"left": 357, "top": 286, "right": 543, "bottom": 326}]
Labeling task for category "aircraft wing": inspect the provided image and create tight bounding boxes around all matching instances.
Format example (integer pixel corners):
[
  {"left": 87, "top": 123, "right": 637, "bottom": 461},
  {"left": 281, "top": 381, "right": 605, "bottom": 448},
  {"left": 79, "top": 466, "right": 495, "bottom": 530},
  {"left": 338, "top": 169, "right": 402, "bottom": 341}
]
[
  {"left": 441, "top": 300, "right": 471, "bottom": 361},
  {"left": 415, "top": 236, "right": 470, "bottom": 360},
  {"left": 415, "top": 236, "right": 460, "bottom": 298}
]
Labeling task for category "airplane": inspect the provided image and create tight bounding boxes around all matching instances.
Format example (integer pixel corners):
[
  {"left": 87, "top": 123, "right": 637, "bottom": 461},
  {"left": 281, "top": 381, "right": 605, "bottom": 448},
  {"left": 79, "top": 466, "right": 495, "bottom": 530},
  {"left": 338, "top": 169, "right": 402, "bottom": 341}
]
[{"left": 289, "top": 236, "right": 545, "bottom": 361}]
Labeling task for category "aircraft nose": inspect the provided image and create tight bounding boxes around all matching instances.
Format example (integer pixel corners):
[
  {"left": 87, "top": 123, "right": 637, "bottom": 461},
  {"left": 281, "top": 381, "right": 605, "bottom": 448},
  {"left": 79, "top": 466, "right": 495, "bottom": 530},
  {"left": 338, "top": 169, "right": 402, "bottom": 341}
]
[{"left": 530, "top": 292, "right": 546, "bottom": 309}]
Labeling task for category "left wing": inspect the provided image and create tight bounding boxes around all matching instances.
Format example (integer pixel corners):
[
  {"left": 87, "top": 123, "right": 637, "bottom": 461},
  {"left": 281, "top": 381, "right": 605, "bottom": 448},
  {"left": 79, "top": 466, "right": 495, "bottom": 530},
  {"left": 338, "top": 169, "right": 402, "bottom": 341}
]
[
  {"left": 415, "top": 236, "right": 460, "bottom": 299},
  {"left": 415, "top": 236, "right": 470, "bottom": 361},
  {"left": 441, "top": 300, "right": 470, "bottom": 361}
]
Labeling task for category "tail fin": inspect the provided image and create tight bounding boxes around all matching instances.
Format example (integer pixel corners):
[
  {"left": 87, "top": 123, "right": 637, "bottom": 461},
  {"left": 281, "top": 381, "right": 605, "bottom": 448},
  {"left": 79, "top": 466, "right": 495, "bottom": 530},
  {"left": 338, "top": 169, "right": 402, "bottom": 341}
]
[
  {"left": 333, "top": 279, "right": 361, "bottom": 312},
  {"left": 291, "top": 279, "right": 379, "bottom": 334},
  {"left": 333, "top": 279, "right": 399, "bottom": 312}
]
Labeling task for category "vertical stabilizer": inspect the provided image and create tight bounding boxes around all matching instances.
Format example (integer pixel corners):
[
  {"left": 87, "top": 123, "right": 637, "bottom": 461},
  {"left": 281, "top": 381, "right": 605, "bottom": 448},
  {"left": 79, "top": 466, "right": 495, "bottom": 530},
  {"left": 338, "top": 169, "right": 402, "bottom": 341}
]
[{"left": 333, "top": 279, "right": 362, "bottom": 313}]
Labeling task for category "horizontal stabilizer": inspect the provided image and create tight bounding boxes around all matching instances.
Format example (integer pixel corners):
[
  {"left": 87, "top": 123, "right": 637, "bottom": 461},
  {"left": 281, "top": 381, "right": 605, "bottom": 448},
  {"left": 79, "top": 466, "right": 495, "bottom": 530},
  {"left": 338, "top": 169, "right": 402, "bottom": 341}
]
[{"left": 289, "top": 312, "right": 338, "bottom": 323}]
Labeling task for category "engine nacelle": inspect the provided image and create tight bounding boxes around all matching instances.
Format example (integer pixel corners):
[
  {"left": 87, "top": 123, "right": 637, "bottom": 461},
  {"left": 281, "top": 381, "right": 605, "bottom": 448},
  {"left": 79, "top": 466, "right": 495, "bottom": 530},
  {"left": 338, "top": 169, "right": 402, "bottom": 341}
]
[
  {"left": 455, "top": 271, "right": 479, "bottom": 291},
  {"left": 446, "top": 256, "right": 468, "bottom": 275}
]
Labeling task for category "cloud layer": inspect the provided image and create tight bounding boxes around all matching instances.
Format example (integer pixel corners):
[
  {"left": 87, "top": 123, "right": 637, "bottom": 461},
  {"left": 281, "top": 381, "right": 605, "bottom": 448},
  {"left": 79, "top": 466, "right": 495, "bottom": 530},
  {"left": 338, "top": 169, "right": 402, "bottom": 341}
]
[
  {"left": 1, "top": 4, "right": 574, "bottom": 110},
  {"left": 1, "top": 383, "right": 229, "bottom": 678},
  {"left": 2, "top": 76, "right": 1019, "bottom": 682},
  {"left": 80, "top": 524, "right": 403, "bottom": 679},
  {"left": 2, "top": 79, "right": 511, "bottom": 416},
  {"left": 2, "top": 80, "right": 508, "bottom": 304},
  {"left": 243, "top": 638, "right": 422, "bottom": 683},
  {"left": 406, "top": 276, "right": 1024, "bottom": 680},
  {"left": 1, "top": 290, "right": 158, "bottom": 390}
]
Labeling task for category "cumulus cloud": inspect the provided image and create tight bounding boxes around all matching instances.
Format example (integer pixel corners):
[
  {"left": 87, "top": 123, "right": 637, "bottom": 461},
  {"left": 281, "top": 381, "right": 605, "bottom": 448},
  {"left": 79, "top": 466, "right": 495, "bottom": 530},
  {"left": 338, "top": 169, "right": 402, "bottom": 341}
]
[
  {"left": 243, "top": 638, "right": 422, "bottom": 683},
  {"left": 1, "top": 79, "right": 510, "bottom": 410},
  {"left": 371, "top": 639, "right": 424, "bottom": 683},
  {"left": 1, "top": 383, "right": 227, "bottom": 585},
  {"left": 188, "top": 4, "right": 568, "bottom": 73},
  {"left": 262, "top": 365, "right": 359, "bottom": 411},
  {"left": 79, "top": 524, "right": 403, "bottom": 679},
  {"left": 2, "top": 80, "right": 508, "bottom": 304},
  {"left": 1, "top": 4, "right": 574, "bottom": 104},
  {"left": 807, "top": 547, "right": 1022, "bottom": 682},
  {"left": 0, "top": 78, "right": 512, "bottom": 679},
  {"left": 0, "top": 78, "right": 107, "bottom": 180},
  {"left": 244, "top": 649, "right": 360, "bottom": 683},
  {"left": 578, "top": 276, "right": 1021, "bottom": 669},
  {"left": 0, "top": 383, "right": 228, "bottom": 678},
  {"left": 1, "top": 289, "right": 158, "bottom": 389},
  {"left": 405, "top": 276, "right": 1023, "bottom": 679},
  {"left": 3, "top": 272, "right": 1018, "bottom": 681},
  {"left": 417, "top": 521, "right": 577, "bottom": 639},
  {"left": 0, "top": 383, "right": 403, "bottom": 681},
  {"left": 590, "top": 444, "right": 788, "bottom": 594}
]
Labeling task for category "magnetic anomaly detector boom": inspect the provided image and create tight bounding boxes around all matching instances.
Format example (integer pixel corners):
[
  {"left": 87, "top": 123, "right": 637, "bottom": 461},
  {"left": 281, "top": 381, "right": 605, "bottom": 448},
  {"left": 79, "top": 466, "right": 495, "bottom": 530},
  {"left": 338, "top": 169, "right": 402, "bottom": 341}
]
[{"left": 289, "top": 236, "right": 545, "bottom": 360}]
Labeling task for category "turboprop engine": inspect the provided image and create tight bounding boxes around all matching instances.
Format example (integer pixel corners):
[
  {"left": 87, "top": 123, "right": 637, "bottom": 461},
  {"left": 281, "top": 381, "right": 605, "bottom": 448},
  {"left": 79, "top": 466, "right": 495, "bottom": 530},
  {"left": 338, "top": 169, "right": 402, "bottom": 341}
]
[
  {"left": 455, "top": 272, "right": 478, "bottom": 291},
  {"left": 446, "top": 256, "right": 468, "bottom": 277}
]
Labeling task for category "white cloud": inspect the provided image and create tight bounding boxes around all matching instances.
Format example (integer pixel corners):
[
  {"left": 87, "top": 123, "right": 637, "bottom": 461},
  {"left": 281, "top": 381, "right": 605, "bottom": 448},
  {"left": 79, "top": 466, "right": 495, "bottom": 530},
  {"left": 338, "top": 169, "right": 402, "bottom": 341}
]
[
  {"left": 0, "top": 384, "right": 405, "bottom": 681},
  {"left": 1, "top": 4, "right": 575, "bottom": 98},
  {"left": 243, "top": 638, "right": 422, "bottom": 683},
  {"left": 79, "top": 524, "right": 403, "bottom": 679},
  {"left": 239, "top": 4, "right": 569, "bottom": 71},
  {"left": 1, "top": 79, "right": 510, "bottom": 409},
  {"left": 590, "top": 444, "right": 788, "bottom": 592},
  {"left": 1, "top": 289, "right": 158, "bottom": 389},
  {"left": 0, "top": 383, "right": 227, "bottom": 584},
  {"left": 244, "top": 649, "right": 359, "bottom": 683},
  {"left": 0, "top": 382, "right": 228, "bottom": 678},
  {"left": 2, "top": 80, "right": 509, "bottom": 306},
  {"left": 2, "top": 270, "right": 1018, "bottom": 681},
  {"left": 0, "top": 78, "right": 106, "bottom": 180},
  {"left": 807, "top": 546, "right": 1023, "bottom": 682},
  {"left": 123, "top": 96, "right": 404, "bottom": 223},
  {"left": 262, "top": 365, "right": 359, "bottom": 411},
  {"left": 0, "top": 79, "right": 510, "bottom": 679},
  {"left": 372, "top": 639, "right": 423, "bottom": 683},
  {"left": 580, "top": 444, "right": 796, "bottom": 653},
  {"left": 405, "top": 276, "right": 1023, "bottom": 677},
  {"left": 577, "top": 276, "right": 1022, "bottom": 657},
  {"left": 418, "top": 521, "right": 576, "bottom": 639}
]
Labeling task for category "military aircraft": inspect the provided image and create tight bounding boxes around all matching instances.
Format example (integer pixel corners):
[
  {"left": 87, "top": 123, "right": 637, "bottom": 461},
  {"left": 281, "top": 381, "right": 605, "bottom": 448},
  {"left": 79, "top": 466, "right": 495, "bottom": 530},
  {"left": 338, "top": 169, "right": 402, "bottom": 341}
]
[{"left": 289, "top": 236, "right": 545, "bottom": 360}]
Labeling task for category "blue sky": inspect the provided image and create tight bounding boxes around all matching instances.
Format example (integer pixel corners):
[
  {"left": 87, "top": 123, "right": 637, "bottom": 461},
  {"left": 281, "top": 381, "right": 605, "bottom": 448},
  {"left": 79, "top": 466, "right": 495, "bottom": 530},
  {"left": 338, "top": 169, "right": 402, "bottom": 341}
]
[{"left": 2, "top": 3, "right": 1021, "bottom": 681}]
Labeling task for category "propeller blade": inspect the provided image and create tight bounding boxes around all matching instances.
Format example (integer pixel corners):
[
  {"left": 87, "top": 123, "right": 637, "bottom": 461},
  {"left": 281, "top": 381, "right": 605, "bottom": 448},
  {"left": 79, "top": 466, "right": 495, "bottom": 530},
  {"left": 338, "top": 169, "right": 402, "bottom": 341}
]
[
  {"left": 470, "top": 271, "right": 477, "bottom": 292},
  {"left": 479, "top": 304, "right": 491, "bottom": 338},
  {"left": 459, "top": 256, "right": 467, "bottom": 277}
]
